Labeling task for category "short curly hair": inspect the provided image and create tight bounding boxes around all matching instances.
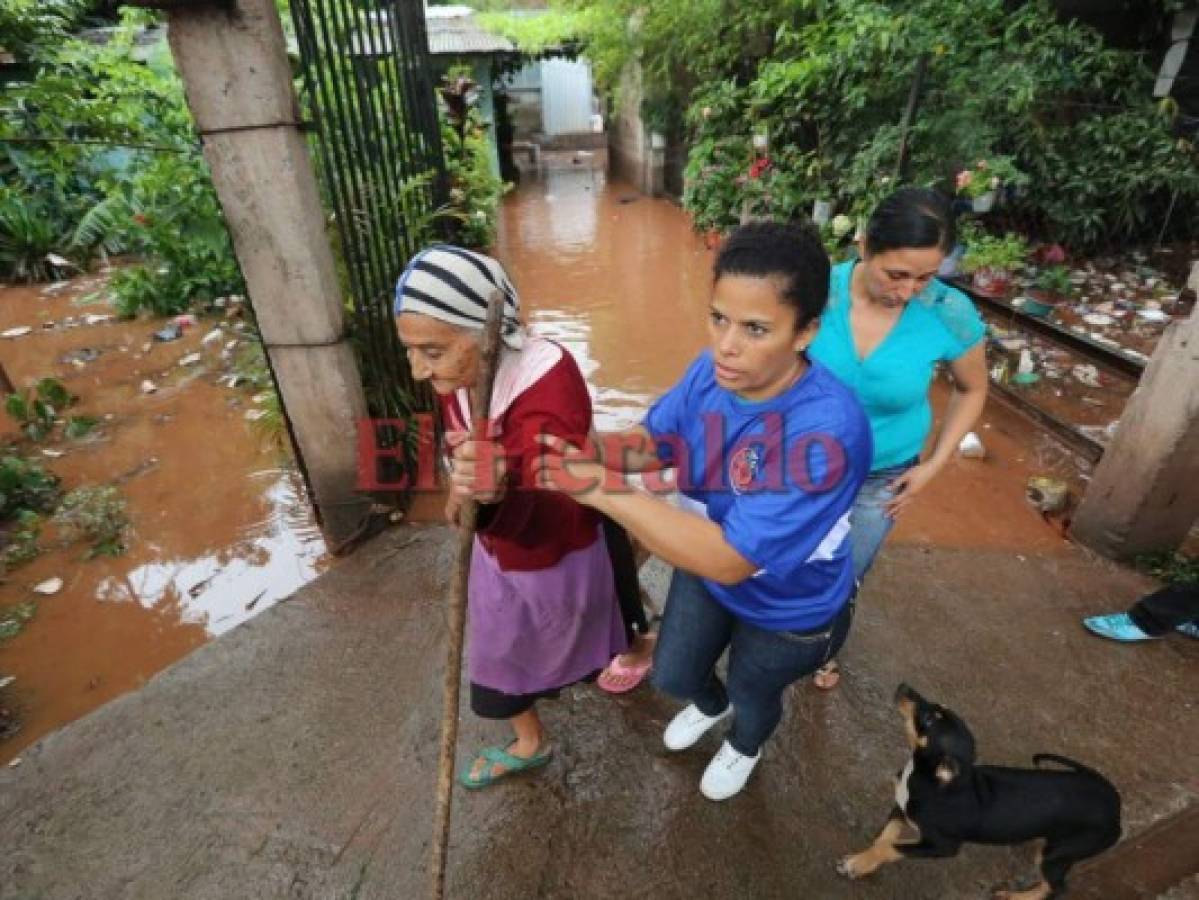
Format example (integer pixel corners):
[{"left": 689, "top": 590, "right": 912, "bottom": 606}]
[{"left": 713, "top": 220, "right": 831, "bottom": 331}]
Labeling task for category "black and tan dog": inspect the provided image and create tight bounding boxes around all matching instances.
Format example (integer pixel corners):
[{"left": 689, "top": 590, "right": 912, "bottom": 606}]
[{"left": 838, "top": 684, "right": 1121, "bottom": 899}]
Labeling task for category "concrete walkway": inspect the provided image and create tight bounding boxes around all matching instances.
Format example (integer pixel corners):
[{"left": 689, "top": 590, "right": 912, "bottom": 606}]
[{"left": 3, "top": 524, "right": 1196, "bottom": 899}]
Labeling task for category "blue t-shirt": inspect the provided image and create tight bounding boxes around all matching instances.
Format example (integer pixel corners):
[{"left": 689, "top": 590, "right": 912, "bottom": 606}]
[
  {"left": 809, "top": 260, "right": 986, "bottom": 471},
  {"left": 643, "top": 352, "right": 872, "bottom": 632}
]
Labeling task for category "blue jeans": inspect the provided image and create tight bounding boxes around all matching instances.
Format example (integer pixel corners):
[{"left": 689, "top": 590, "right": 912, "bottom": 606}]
[
  {"left": 848, "top": 458, "right": 917, "bottom": 582},
  {"left": 651, "top": 570, "right": 854, "bottom": 756}
]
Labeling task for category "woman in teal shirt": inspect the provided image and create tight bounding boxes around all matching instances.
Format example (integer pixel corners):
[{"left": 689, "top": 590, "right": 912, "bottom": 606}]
[{"left": 808, "top": 187, "right": 989, "bottom": 688}]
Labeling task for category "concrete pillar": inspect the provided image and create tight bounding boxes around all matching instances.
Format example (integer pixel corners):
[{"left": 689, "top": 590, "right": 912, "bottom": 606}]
[
  {"left": 608, "top": 59, "right": 663, "bottom": 196},
  {"left": 165, "top": 0, "right": 373, "bottom": 547},
  {"left": 1071, "top": 305, "right": 1199, "bottom": 559}
]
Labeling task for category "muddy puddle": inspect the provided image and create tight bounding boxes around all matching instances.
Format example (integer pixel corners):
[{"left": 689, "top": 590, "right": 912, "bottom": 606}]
[{"left": 0, "top": 274, "right": 329, "bottom": 762}]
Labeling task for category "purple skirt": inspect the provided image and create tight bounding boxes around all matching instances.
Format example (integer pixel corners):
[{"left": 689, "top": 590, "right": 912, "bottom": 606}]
[{"left": 468, "top": 527, "right": 627, "bottom": 696}]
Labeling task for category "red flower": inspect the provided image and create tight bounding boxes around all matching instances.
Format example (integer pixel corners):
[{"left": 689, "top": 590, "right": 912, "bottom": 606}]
[
  {"left": 748, "top": 157, "right": 772, "bottom": 179},
  {"left": 132, "top": 213, "right": 150, "bottom": 226}
]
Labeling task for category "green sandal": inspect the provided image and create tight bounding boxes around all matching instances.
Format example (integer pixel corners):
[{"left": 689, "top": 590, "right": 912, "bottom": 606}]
[{"left": 459, "top": 744, "right": 553, "bottom": 790}]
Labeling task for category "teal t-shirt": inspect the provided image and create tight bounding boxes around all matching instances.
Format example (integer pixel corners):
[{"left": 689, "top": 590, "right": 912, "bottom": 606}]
[{"left": 808, "top": 259, "right": 986, "bottom": 472}]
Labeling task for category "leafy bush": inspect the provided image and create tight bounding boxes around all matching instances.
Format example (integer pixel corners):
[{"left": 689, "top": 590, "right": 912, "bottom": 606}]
[
  {"left": 0, "top": 192, "right": 74, "bottom": 283},
  {"left": 961, "top": 232, "right": 1029, "bottom": 274},
  {"left": 0, "top": 455, "right": 60, "bottom": 574},
  {"left": 571, "top": 0, "right": 1199, "bottom": 250},
  {"left": 439, "top": 69, "right": 509, "bottom": 249},
  {"left": 53, "top": 485, "right": 129, "bottom": 558},
  {"left": 1, "top": 10, "right": 244, "bottom": 304},
  {"left": 0, "top": 456, "right": 61, "bottom": 522},
  {"left": 4, "top": 377, "right": 74, "bottom": 442},
  {"left": 0, "top": 601, "right": 37, "bottom": 642}
]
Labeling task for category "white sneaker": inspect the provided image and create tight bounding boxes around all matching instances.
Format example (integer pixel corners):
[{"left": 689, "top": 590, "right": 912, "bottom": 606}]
[
  {"left": 700, "top": 740, "right": 761, "bottom": 801},
  {"left": 662, "top": 703, "right": 732, "bottom": 751}
]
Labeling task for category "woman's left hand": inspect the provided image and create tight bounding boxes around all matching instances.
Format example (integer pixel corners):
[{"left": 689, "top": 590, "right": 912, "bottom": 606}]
[
  {"left": 884, "top": 462, "right": 939, "bottom": 518},
  {"left": 532, "top": 433, "right": 606, "bottom": 507}
]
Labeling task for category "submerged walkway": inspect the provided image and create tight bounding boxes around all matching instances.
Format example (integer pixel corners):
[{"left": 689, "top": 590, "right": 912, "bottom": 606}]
[{"left": 3, "top": 173, "right": 1197, "bottom": 897}]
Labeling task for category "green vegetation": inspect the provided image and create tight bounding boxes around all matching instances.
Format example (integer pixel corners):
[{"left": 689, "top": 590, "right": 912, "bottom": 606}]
[
  {"left": 565, "top": 0, "right": 1198, "bottom": 250},
  {"left": 53, "top": 485, "right": 129, "bottom": 558},
  {"left": 0, "top": 601, "right": 37, "bottom": 642},
  {"left": 1136, "top": 551, "right": 1199, "bottom": 586},
  {"left": 0, "top": 455, "right": 60, "bottom": 574},
  {"left": 0, "top": 9, "right": 245, "bottom": 312},
  {"left": 960, "top": 232, "right": 1029, "bottom": 275},
  {"left": 439, "top": 68, "right": 509, "bottom": 249},
  {"left": 4, "top": 378, "right": 73, "bottom": 442}
]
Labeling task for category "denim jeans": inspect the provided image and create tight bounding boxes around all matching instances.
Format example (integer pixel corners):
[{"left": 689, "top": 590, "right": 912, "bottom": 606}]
[
  {"left": 847, "top": 458, "right": 918, "bottom": 583},
  {"left": 651, "top": 569, "right": 854, "bottom": 756}
]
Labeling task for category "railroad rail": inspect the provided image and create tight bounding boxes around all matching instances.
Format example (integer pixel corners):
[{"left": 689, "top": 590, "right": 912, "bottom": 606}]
[{"left": 946, "top": 277, "right": 1151, "bottom": 464}]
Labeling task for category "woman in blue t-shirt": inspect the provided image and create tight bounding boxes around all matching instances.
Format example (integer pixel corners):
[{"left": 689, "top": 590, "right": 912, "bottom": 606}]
[
  {"left": 807, "top": 188, "right": 989, "bottom": 689},
  {"left": 532, "top": 222, "right": 872, "bottom": 800}
]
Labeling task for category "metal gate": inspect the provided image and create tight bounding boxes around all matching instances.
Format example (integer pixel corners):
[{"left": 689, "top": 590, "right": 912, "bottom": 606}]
[{"left": 290, "top": 0, "right": 444, "bottom": 431}]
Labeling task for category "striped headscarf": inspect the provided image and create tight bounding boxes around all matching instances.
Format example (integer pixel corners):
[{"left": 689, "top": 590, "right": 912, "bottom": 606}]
[{"left": 394, "top": 245, "right": 523, "bottom": 349}]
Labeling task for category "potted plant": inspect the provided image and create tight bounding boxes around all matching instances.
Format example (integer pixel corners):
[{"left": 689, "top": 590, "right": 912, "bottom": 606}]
[
  {"left": 955, "top": 156, "right": 1026, "bottom": 213},
  {"left": 1024, "top": 264, "right": 1073, "bottom": 317},
  {"left": 960, "top": 231, "right": 1028, "bottom": 297}
]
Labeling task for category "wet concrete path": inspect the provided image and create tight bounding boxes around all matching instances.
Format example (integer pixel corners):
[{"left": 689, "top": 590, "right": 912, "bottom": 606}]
[{"left": 2, "top": 173, "right": 1197, "bottom": 898}]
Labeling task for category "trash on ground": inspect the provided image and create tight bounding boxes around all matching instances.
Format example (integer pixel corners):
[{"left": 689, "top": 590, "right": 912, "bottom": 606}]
[
  {"left": 153, "top": 323, "right": 182, "bottom": 342},
  {"left": 2, "top": 326, "right": 32, "bottom": 338},
  {"left": 0, "top": 675, "right": 14, "bottom": 690},
  {"left": 178, "top": 352, "right": 202, "bottom": 367},
  {"left": 1026, "top": 476, "right": 1069, "bottom": 514},
  {"left": 1071, "top": 364, "right": 1101, "bottom": 387},
  {"left": 140, "top": 380, "right": 158, "bottom": 395},
  {"left": 201, "top": 328, "right": 223, "bottom": 346},
  {"left": 82, "top": 314, "right": 112, "bottom": 326},
  {"left": 33, "top": 577, "right": 64, "bottom": 595},
  {"left": 958, "top": 432, "right": 986, "bottom": 458},
  {"left": 172, "top": 314, "right": 198, "bottom": 329},
  {"left": 244, "top": 408, "right": 268, "bottom": 421}
]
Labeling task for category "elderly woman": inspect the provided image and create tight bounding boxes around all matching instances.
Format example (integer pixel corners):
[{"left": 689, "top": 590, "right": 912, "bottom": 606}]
[{"left": 394, "top": 245, "right": 626, "bottom": 789}]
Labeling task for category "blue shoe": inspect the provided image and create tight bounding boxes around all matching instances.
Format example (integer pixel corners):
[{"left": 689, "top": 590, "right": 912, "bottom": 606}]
[
  {"left": 1177, "top": 621, "right": 1199, "bottom": 639},
  {"left": 1083, "top": 613, "right": 1158, "bottom": 642}
]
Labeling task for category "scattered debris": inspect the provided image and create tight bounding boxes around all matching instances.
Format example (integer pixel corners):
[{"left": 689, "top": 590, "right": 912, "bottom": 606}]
[
  {"left": 178, "top": 352, "right": 202, "bottom": 367},
  {"left": 62, "top": 347, "right": 101, "bottom": 366},
  {"left": 82, "top": 314, "right": 112, "bottom": 326},
  {"left": 140, "top": 380, "right": 158, "bottom": 395},
  {"left": 1026, "top": 476, "right": 1069, "bottom": 514},
  {"left": 172, "top": 314, "right": 198, "bottom": 329},
  {"left": 0, "top": 675, "right": 14, "bottom": 690},
  {"left": 201, "top": 328, "right": 223, "bottom": 346},
  {"left": 2, "top": 326, "right": 32, "bottom": 338},
  {"left": 1082, "top": 313, "right": 1114, "bottom": 327},
  {"left": 40, "top": 448, "right": 65, "bottom": 459},
  {"left": 958, "top": 432, "right": 986, "bottom": 458},
  {"left": 32, "top": 577, "right": 63, "bottom": 596},
  {"left": 1071, "top": 364, "right": 1101, "bottom": 387},
  {"left": 7, "top": 757, "right": 21, "bottom": 768},
  {"left": 244, "top": 408, "right": 268, "bottom": 421},
  {"left": 153, "top": 323, "right": 182, "bottom": 342}
]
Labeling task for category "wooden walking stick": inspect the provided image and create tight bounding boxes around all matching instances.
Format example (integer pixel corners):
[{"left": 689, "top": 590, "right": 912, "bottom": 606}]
[{"left": 429, "top": 291, "right": 507, "bottom": 900}]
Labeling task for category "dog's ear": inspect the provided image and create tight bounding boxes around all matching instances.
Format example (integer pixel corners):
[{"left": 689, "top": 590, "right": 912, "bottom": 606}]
[{"left": 935, "top": 757, "right": 960, "bottom": 787}]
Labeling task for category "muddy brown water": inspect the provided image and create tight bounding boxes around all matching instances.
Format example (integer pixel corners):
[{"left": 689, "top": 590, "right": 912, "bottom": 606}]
[
  {"left": 1, "top": 171, "right": 1089, "bottom": 765},
  {"left": 0, "top": 275, "right": 328, "bottom": 763}
]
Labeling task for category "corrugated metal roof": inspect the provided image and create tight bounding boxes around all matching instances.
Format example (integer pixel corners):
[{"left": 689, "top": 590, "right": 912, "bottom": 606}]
[{"left": 426, "top": 11, "right": 514, "bottom": 56}]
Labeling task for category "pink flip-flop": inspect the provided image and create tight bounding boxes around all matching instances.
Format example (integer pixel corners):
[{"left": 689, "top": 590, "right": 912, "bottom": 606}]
[{"left": 597, "top": 654, "right": 653, "bottom": 694}]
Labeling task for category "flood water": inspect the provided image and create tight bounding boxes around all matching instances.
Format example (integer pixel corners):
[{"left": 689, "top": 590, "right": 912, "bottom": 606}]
[
  {"left": 0, "top": 166, "right": 1085, "bottom": 764},
  {"left": 0, "top": 276, "right": 329, "bottom": 762}
]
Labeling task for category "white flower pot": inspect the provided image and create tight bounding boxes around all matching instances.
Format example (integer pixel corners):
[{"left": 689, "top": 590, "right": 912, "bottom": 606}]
[{"left": 972, "top": 190, "right": 997, "bottom": 213}]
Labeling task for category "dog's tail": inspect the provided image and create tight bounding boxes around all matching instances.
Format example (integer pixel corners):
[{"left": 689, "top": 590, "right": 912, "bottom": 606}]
[{"left": 1033, "top": 753, "right": 1105, "bottom": 779}]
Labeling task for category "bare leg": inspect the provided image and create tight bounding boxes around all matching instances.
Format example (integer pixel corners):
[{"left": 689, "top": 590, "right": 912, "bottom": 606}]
[{"left": 468, "top": 707, "right": 545, "bottom": 780}]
